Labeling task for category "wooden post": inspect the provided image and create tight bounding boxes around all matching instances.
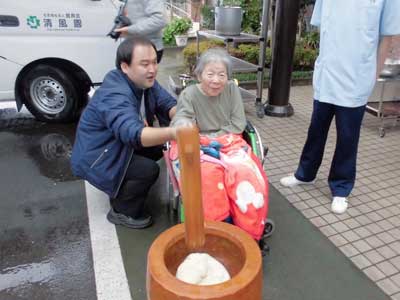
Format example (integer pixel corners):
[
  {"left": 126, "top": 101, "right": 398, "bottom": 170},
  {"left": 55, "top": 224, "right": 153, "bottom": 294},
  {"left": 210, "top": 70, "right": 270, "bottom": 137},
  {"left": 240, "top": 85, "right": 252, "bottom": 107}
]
[{"left": 176, "top": 126, "right": 205, "bottom": 252}]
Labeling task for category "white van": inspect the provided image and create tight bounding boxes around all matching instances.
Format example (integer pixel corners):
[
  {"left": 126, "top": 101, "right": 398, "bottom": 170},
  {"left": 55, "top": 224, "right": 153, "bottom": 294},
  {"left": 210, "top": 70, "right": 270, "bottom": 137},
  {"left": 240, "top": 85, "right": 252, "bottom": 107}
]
[{"left": 0, "top": 0, "right": 122, "bottom": 122}]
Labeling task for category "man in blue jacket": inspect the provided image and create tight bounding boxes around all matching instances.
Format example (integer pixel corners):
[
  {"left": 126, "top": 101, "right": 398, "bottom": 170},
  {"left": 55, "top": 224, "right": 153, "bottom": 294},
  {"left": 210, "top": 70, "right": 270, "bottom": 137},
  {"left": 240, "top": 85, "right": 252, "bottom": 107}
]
[{"left": 71, "top": 37, "right": 177, "bottom": 229}]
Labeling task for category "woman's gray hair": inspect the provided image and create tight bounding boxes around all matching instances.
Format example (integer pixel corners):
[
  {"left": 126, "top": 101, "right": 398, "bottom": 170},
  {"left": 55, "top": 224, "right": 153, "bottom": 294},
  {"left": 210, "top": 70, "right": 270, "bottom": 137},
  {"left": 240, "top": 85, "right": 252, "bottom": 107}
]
[{"left": 194, "top": 48, "right": 232, "bottom": 79}]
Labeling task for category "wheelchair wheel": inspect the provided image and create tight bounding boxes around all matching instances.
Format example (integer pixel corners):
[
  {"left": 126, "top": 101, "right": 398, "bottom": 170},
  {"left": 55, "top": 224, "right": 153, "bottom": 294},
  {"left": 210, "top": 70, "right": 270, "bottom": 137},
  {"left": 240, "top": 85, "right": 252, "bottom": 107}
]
[
  {"left": 258, "top": 238, "right": 270, "bottom": 257},
  {"left": 166, "top": 171, "right": 181, "bottom": 223},
  {"left": 168, "top": 195, "right": 182, "bottom": 225},
  {"left": 263, "top": 218, "right": 275, "bottom": 239},
  {"left": 243, "top": 121, "right": 266, "bottom": 163}
]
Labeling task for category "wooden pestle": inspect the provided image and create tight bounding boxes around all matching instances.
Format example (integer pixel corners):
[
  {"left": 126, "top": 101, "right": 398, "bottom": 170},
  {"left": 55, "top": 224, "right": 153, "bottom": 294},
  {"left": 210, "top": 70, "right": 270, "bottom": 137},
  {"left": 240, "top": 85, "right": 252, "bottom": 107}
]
[{"left": 176, "top": 126, "right": 205, "bottom": 252}]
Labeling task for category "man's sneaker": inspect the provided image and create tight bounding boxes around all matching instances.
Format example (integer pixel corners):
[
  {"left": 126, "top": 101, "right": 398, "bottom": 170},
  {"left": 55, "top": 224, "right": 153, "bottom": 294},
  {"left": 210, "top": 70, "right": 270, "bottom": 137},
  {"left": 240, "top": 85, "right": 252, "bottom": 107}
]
[
  {"left": 107, "top": 208, "right": 153, "bottom": 229},
  {"left": 331, "top": 197, "right": 348, "bottom": 214},
  {"left": 280, "top": 174, "right": 315, "bottom": 188}
]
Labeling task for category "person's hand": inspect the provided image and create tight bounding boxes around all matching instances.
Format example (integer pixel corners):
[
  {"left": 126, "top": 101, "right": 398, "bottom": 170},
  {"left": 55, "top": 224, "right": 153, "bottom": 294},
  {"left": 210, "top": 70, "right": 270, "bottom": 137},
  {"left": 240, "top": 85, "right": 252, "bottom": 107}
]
[
  {"left": 114, "top": 26, "right": 129, "bottom": 37},
  {"left": 169, "top": 127, "right": 177, "bottom": 141}
]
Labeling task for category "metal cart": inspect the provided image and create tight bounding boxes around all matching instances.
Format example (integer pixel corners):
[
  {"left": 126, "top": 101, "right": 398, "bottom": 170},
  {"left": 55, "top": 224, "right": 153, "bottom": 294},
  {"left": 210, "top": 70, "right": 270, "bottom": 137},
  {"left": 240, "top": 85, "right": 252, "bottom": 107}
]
[{"left": 366, "top": 74, "right": 400, "bottom": 137}]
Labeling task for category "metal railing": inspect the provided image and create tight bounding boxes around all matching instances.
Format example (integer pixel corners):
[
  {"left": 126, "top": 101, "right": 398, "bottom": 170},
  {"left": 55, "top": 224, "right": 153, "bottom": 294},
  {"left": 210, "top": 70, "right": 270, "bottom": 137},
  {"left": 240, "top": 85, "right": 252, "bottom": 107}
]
[{"left": 165, "top": 0, "right": 191, "bottom": 20}]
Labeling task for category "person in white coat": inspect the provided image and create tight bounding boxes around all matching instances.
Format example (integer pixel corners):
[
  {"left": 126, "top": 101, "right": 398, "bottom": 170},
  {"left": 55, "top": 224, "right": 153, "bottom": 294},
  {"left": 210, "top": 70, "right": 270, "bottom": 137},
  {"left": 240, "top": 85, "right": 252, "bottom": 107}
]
[{"left": 280, "top": 0, "right": 400, "bottom": 214}]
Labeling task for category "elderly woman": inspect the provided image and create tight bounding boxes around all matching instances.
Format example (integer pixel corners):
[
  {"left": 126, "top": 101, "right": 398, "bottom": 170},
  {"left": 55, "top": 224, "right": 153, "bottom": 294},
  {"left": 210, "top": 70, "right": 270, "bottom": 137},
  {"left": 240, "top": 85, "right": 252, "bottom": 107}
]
[
  {"left": 172, "top": 48, "right": 246, "bottom": 137},
  {"left": 171, "top": 48, "right": 268, "bottom": 242}
]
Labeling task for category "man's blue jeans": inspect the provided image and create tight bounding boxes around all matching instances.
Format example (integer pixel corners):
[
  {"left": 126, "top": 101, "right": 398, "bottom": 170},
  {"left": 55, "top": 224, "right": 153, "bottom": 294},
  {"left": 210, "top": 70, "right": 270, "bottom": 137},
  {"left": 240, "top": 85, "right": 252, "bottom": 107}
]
[{"left": 295, "top": 100, "right": 366, "bottom": 197}]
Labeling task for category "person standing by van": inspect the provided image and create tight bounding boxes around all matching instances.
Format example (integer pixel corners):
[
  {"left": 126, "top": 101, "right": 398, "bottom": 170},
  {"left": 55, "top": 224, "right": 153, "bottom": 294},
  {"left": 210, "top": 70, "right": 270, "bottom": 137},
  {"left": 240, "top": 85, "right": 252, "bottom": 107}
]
[
  {"left": 115, "top": 0, "right": 166, "bottom": 63},
  {"left": 71, "top": 37, "right": 177, "bottom": 229},
  {"left": 280, "top": 0, "right": 399, "bottom": 214}
]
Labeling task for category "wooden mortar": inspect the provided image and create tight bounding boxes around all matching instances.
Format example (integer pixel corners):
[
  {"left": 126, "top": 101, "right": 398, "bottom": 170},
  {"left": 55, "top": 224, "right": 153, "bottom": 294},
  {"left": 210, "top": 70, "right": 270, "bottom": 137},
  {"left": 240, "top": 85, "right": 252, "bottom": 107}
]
[{"left": 146, "top": 127, "right": 262, "bottom": 300}]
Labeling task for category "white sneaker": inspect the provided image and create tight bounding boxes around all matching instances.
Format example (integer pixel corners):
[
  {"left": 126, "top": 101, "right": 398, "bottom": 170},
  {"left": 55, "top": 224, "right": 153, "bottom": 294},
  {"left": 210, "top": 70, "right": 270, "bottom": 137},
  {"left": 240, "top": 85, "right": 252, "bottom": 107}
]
[
  {"left": 331, "top": 197, "right": 348, "bottom": 214},
  {"left": 280, "top": 174, "right": 315, "bottom": 188}
]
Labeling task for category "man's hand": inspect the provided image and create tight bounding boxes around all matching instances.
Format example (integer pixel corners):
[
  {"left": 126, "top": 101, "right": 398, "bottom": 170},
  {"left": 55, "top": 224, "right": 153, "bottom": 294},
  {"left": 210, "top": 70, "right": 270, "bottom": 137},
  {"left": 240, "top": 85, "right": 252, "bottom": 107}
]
[
  {"left": 114, "top": 26, "right": 129, "bottom": 37},
  {"left": 141, "top": 126, "right": 177, "bottom": 147},
  {"left": 169, "top": 127, "right": 177, "bottom": 141}
]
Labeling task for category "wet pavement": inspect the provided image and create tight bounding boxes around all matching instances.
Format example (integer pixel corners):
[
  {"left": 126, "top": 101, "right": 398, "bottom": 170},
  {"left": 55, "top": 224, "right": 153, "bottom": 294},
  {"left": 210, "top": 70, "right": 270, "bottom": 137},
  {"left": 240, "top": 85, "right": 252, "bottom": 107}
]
[
  {"left": 0, "top": 108, "right": 96, "bottom": 300},
  {"left": 0, "top": 47, "right": 395, "bottom": 299}
]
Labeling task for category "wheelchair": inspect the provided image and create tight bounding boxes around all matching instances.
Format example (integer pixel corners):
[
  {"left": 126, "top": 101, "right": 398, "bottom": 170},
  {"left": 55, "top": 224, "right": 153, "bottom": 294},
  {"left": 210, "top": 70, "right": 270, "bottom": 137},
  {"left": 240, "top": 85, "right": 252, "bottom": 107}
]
[{"left": 166, "top": 74, "right": 275, "bottom": 251}]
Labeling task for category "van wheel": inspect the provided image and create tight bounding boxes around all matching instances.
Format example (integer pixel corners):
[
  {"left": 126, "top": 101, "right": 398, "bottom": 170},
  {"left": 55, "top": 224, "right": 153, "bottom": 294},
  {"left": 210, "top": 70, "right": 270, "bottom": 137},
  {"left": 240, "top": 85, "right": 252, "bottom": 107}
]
[{"left": 21, "top": 65, "right": 80, "bottom": 123}]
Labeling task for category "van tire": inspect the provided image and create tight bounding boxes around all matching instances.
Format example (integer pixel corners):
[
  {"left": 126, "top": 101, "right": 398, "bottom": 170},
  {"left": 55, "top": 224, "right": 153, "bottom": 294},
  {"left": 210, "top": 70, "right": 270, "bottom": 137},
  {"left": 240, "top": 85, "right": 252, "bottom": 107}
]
[{"left": 21, "top": 65, "right": 80, "bottom": 123}]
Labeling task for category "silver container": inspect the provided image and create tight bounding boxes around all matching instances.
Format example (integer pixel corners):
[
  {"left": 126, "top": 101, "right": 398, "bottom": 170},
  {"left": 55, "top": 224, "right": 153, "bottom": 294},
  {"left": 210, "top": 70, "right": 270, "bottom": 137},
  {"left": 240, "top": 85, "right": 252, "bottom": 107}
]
[
  {"left": 380, "top": 60, "right": 400, "bottom": 78},
  {"left": 215, "top": 6, "right": 243, "bottom": 36}
]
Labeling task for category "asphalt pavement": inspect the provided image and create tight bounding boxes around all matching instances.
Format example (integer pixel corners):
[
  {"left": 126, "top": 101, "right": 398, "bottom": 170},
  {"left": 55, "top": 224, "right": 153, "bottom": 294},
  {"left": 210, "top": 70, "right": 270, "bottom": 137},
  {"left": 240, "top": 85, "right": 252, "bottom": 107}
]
[{"left": 0, "top": 113, "right": 96, "bottom": 300}]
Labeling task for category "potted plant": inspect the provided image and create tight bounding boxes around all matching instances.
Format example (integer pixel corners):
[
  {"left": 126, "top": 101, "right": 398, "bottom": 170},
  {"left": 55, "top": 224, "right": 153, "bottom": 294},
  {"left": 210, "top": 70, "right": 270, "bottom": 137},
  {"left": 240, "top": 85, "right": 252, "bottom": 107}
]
[
  {"left": 163, "top": 17, "right": 192, "bottom": 47},
  {"left": 215, "top": 0, "right": 243, "bottom": 36}
]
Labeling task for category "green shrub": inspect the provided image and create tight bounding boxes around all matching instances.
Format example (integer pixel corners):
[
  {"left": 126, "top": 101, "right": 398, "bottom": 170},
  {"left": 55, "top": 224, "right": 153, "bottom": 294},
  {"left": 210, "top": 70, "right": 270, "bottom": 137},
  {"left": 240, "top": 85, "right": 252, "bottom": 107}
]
[
  {"left": 292, "top": 70, "right": 313, "bottom": 79},
  {"left": 232, "top": 70, "right": 313, "bottom": 82},
  {"left": 182, "top": 41, "right": 263, "bottom": 72},
  {"left": 182, "top": 40, "right": 317, "bottom": 74},
  {"left": 237, "top": 44, "right": 259, "bottom": 64},
  {"left": 182, "top": 40, "right": 225, "bottom": 71},
  {"left": 235, "top": 44, "right": 272, "bottom": 66},
  {"left": 201, "top": 5, "right": 215, "bottom": 30},
  {"left": 232, "top": 72, "right": 268, "bottom": 82},
  {"left": 163, "top": 17, "right": 192, "bottom": 46},
  {"left": 241, "top": 0, "right": 261, "bottom": 34},
  {"left": 221, "top": 0, "right": 243, "bottom": 6},
  {"left": 293, "top": 46, "right": 318, "bottom": 71},
  {"left": 301, "top": 31, "right": 320, "bottom": 50}
]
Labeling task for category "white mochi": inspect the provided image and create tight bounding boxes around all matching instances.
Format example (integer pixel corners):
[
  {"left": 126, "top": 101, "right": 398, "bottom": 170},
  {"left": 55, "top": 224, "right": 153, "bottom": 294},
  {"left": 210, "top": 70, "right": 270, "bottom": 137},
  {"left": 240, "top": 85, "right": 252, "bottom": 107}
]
[{"left": 176, "top": 253, "right": 231, "bottom": 285}]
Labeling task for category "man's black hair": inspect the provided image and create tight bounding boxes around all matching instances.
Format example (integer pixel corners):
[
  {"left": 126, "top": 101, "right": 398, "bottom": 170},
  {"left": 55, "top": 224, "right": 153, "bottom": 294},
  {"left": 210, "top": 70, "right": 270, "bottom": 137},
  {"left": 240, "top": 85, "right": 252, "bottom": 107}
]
[{"left": 115, "top": 37, "right": 157, "bottom": 70}]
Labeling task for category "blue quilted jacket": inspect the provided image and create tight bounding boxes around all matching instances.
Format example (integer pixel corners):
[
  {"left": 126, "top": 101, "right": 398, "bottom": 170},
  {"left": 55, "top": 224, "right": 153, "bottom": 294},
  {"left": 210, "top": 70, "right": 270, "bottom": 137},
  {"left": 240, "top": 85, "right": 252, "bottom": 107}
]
[{"left": 71, "top": 69, "right": 176, "bottom": 197}]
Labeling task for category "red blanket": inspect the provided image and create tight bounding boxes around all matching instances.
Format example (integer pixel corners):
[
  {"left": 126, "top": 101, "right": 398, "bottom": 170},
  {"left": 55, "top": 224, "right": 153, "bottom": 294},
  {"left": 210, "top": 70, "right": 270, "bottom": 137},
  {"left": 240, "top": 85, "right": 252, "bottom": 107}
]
[{"left": 170, "top": 134, "right": 269, "bottom": 240}]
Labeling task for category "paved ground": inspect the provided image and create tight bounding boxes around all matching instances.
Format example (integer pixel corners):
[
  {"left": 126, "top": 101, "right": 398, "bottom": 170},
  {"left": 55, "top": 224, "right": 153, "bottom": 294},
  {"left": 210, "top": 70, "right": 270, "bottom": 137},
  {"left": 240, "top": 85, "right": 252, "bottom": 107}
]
[
  {"left": 0, "top": 47, "right": 399, "bottom": 299},
  {"left": 0, "top": 116, "right": 96, "bottom": 300},
  {"left": 117, "top": 170, "right": 391, "bottom": 300},
  {"left": 244, "top": 81, "right": 400, "bottom": 299}
]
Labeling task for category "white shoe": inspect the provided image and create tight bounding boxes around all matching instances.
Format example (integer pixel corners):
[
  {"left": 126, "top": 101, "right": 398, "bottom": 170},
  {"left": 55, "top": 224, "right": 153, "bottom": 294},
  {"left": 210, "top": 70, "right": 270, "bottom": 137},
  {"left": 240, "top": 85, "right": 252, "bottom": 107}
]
[
  {"left": 331, "top": 197, "right": 348, "bottom": 214},
  {"left": 280, "top": 174, "right": 315, "bottom": 188}
]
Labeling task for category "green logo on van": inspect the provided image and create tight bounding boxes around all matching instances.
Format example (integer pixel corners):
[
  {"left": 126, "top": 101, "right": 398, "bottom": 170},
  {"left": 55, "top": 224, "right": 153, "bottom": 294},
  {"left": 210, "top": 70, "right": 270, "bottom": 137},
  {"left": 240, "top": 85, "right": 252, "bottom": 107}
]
[{"left": 27, "top": 16, "right": 40, "bottom": 29}]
